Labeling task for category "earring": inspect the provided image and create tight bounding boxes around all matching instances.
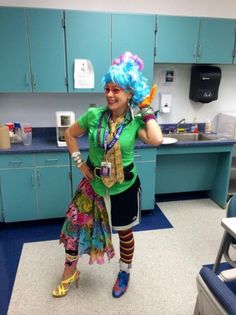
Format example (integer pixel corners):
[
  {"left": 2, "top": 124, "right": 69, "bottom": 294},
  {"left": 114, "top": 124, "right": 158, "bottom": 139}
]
[{"left": 128, "top": 103, "right": 134, "bottom": 120}]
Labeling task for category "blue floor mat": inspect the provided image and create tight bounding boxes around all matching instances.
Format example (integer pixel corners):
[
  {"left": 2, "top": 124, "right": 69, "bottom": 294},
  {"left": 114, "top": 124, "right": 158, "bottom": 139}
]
[
  {"left": 134, "top": 204, "right": 173, "bottom": 232},
  {"left": 0, "top": 203, "right": 172, "bottom": 315}
]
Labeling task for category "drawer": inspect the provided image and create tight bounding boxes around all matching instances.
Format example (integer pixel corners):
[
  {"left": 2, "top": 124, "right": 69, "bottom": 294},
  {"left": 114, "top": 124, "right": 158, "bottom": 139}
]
[
  {"left": 35, "top": 152, "right": 70, "bottom": 166},
  {"left": 0, "top": 154, "right": 34, "bottom": 168},
  {"left": 134, "top": 148, "right": 156, "bottom": 162}
]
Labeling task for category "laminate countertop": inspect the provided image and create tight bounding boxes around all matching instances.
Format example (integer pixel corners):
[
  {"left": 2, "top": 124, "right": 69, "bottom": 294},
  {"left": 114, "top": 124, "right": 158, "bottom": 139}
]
[{"left": 0, "top": 134, "right": 235, "bottom": 155}]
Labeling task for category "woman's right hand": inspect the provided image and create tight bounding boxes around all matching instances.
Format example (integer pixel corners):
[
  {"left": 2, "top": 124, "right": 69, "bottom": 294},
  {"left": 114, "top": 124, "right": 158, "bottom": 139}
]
[{"left": 79, "top": 163, "right": 94, "bottom": 181}]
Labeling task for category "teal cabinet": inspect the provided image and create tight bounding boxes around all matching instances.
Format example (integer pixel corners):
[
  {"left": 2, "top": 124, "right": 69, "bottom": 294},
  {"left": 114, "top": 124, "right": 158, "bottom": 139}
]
[
  {"left": 155, "top": 15, "right": 236, "bottom": 64},
  {"left": 0, "top": 169, "right": 38, "bottom": 222},
  {"left": 0, "top": 7, "right": 67, "bottom": 92},
  {"left": 112, "top": 13, "right": 155, "bottom": 84},
  {"left": 156, "top": 145, "right": 233, "bottom": 208},
  {"left": 134, "top": 148, "right": 156, "bottom": 210},
  {"left": 0, "top": 153, "right": 71, "bottom": 222},
  {"left": 65, "top": 11, "right": 111, "bottom": 92},
  {"left": 35, "top": 153, "right": 71, "bottom": 219},
  {"left": 0, "top": 8, "right": 31, "bottom": 92},
  {"left": 198, "top": 18, "right": 236, "bottom": 64},
  {"left": 234, "top": 38, "right": 236, "bottom": 64},
  {"left": 27, "top": 9, "right": 67, "bottom": 92},
  {"left": 155, "top": 15, "right": 200, "bottom": 63},
  {"left": 0, "top": 155, "right": 37, "bottom": 222}
]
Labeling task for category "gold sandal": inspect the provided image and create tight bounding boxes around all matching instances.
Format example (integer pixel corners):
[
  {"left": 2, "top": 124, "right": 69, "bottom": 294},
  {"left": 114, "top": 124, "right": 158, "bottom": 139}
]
[{"left": 52, "top": 270, "right": 80, "bottom": 297}]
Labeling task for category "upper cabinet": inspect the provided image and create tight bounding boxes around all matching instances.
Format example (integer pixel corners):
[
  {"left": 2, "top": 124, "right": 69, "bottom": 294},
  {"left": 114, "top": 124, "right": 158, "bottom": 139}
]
[
  {"left": 0, "top": 7, "right": 67, "bottom": 92},
  {"left": 155, "top": 16, "right": 200, "bottom": 63},
  {"left": 65, "top": 11, "right": 111, "bottom": 93},
  {"left": 27, "top": 9, "right": 67, "bottom": 92},
  {"left": 0, "top": 8, "right": 31, "bottom": 92},
  {"left": 112, "top": 13, "right": 155, "bottom": 84},
  {"left": 198, "top": 18, "right": 236, "bottom": 64},
  {"left": 155, "top": 15, "right": 236, "bottom": 64},
  {"left": 64, "top": 11, "right": 155, "bottom": 92},
  {"left": 2, "top": 8, "right": 236, "bottom": 93}
]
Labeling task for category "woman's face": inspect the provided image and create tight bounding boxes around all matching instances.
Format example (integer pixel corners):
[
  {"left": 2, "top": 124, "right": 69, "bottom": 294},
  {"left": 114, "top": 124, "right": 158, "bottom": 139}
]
[{"left": 104, "top": 83, "right": 132, "bottom": 113}]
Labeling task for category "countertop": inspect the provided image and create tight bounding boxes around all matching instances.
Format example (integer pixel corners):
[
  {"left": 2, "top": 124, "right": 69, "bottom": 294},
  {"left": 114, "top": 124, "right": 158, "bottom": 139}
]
[
  {"left": 0, "top": 135, "right": 153, "bottom": 154},
  {"left": 1, "top": 133, "right": 235, "bottom": 155}
]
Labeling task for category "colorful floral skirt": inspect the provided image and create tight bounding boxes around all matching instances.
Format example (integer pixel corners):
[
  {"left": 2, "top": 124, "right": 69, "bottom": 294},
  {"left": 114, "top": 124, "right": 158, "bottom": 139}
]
[{"left": 60, "top": 178, "right": 115, "bottom": 264}]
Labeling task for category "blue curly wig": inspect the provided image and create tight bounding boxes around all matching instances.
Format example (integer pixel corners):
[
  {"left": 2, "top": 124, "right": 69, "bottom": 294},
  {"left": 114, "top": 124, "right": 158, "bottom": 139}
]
[{"left": 101, "top": 52, "right": 150, "bottom": 108}]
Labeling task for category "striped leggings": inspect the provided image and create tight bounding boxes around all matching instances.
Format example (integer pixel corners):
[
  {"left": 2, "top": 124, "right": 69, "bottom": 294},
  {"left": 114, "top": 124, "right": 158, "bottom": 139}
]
[{"left": 64, "top": 229, "right": 134, "bottom": 267}]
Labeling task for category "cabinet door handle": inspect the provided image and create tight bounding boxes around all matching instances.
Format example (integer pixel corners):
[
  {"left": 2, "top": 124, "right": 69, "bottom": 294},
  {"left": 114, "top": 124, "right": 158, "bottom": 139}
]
[
  {"left": 25, "top": 72, "right": 30, "bottom": 86},
  {"left": 32, "top": 72, "right": 37, "bottom": 89},
  {"left": 197, "top": 44, "right": 202, "bottom": 58},
  {"left": 31, "top": 174, "right": 35, "bottom": 187},
  {"left": 193, "top": 43, "right": 198, "bottom": 57},
  {"left": 37, "top": 170, "right": 40, "bottom": 186}
]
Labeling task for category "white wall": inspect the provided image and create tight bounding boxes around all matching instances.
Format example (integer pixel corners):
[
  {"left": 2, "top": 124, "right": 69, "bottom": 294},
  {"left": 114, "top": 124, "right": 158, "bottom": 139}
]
[
  {"left": 154, "top": 64, "right": 236, "bottom": 124},
  {"left": 1, "top": 64, "right": 235, "bottom": 127},
  {"left": 1, "top": 0, "right": 236, "bottom": 18},
  {"left": 0, "top": 1, "right": 236, "bottom": 127}
]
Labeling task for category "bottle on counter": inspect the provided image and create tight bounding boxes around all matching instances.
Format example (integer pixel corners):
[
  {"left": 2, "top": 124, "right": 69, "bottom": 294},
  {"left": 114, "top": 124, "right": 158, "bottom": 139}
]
[
  {"left": 5, "top": 122, "right": 15, "bottom": 142},
  {"left": 5, "top": 122, "right": 23, "bottom": 143},
  {"left": 191, "top": 117, "right": 199, "bottom": 133},
  {"left": 0, "top": 124, "right": 11, "bottom": 149},
  {"left": 14, "top": 122, "right": 23, "bottom": 143},
  {"left": 205, "top": 119, "right": 212, "bottom": 133}
]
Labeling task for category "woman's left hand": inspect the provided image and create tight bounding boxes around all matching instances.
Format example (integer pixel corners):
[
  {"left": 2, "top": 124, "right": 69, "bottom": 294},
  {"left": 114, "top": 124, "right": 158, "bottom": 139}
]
[{"left": 79, "top": 163, "right": 94, "bottom": 181}]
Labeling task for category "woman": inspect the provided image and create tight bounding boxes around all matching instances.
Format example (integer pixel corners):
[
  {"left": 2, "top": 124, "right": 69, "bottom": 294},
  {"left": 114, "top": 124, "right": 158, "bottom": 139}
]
[{"left": 52, "top": 52, "right": 163, "bottom": 299}]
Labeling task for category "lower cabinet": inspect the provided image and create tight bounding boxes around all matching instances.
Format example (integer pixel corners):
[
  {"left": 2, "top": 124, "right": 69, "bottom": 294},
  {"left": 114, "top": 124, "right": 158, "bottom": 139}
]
[
  {"left": 156, "top": 145, "right": 233, "bottom": 208},
  {"left": 0, "top": 153, "right": 71, "bottom": 222},
  {"left": 35, "top": 153, "right": 71, "bottom": 219},
  {"left": 0, "top": 167, "right": 38, "bottom": 222},
  {"left": 134, "top": 148, "right": 156, "bottom": 210},
  {"left": 0, "top": 148, "right": 156, "bottom": 222}
]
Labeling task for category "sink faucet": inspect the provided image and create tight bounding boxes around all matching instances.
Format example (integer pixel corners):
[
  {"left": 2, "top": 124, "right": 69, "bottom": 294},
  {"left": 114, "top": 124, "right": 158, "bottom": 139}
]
[
  {"left": 175, "top": 118, "right": 186, "bottom": 133},
  {"left": 176, "top": 118, "right": 186, "bottom": 128}
]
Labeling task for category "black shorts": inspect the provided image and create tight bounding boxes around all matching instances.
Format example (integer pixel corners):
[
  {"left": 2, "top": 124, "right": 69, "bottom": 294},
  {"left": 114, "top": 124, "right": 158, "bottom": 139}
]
[{"left": 110, "top": 176, "right": 142, "bottom": 231}]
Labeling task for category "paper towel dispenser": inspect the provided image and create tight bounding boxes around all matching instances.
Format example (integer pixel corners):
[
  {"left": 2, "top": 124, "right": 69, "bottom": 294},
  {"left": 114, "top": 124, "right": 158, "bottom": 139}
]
[{"left": 189, "top": 65, "right": 221, "bottom": 103}]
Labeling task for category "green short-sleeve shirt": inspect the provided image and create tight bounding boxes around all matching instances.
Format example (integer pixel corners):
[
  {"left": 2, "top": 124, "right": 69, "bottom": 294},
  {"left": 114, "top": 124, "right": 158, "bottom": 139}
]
[{"left": 77, "top": 106, "right": 145, "bottom": 196}]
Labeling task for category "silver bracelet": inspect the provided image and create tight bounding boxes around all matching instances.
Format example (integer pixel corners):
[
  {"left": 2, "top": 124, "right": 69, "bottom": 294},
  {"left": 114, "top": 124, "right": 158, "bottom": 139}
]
[{"left": 71, "top": 151, "right": 83, "bottom": 166}]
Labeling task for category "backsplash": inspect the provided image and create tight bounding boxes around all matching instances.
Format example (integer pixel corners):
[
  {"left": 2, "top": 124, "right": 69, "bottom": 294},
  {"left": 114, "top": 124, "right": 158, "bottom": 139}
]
[{"left": 0, "top": 64, "right": 236, "bottom": 127}]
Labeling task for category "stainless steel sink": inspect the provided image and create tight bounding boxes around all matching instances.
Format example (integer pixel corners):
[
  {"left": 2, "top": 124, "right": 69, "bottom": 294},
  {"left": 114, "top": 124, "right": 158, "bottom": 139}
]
[{"left": 164, "top": 133, "right": 219, "bottom": 141}]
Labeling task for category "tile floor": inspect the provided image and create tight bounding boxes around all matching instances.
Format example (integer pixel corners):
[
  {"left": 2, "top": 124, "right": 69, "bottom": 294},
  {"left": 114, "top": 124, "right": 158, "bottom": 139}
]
[{"left": 4, "top": 198, "right": 228, "bottom": 315}]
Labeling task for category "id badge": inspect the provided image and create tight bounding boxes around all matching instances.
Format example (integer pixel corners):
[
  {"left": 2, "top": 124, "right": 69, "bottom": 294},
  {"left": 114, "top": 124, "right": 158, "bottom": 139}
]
[{"left": 100, "top": 161, "right": 111, "bottom": 177}]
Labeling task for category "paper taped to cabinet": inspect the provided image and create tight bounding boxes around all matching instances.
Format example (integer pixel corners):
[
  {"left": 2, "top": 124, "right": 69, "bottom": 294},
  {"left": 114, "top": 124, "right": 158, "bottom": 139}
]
[{"left": 74, "top": 59, "right": 95, "bottom": 89}]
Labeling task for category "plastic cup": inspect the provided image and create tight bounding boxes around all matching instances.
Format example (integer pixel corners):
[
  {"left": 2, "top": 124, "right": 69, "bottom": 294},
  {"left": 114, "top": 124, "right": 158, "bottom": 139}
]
[{"left": 22, "top": 123, "right": 32, "bottom": 146}]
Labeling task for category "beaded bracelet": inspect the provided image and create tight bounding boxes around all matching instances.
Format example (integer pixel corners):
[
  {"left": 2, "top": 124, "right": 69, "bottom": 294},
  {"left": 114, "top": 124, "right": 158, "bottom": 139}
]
[
  {"left": 71, "top": 151, "right": 84, "bottom": 168},
  {"left": 140, "top": 107, "right": 156, "bottom": 123}
]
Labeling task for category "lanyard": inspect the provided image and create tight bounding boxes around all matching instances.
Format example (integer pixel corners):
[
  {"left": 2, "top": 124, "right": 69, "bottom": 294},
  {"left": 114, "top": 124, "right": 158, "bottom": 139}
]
[
  {"left": 97, "top": 109, "right": 130, "bottom": 152},
  {"left": 104, "top": 113, "right": 126, "bottom": 152}
]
